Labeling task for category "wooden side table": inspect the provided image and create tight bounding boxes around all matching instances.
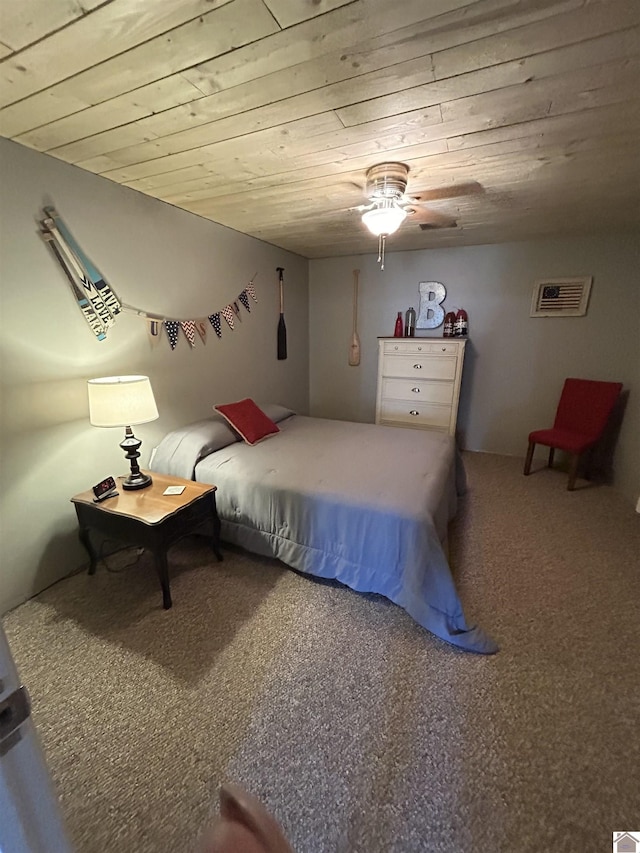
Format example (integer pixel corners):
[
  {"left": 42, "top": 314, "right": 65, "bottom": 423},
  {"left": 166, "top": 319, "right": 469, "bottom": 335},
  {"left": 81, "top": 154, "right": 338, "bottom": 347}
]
[{"left": 71, "top": 472, "right": 222, "bottom": 609}]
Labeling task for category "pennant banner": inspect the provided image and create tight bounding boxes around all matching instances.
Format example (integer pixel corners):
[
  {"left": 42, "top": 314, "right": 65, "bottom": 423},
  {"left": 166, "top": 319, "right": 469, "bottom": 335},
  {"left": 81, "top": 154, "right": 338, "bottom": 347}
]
[
  {"left": 40, "top": 207, "right": 261, "bottom": 350},
  {"left": 125, "top": 282, "right": 258, "bottom": 349}
]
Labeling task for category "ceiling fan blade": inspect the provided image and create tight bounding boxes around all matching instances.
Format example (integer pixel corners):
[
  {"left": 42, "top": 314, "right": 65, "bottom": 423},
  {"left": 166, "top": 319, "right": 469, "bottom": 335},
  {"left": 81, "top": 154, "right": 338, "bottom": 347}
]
[
  {"left": 342, "top": 179, "right": 365, "bottom": 192},
  {"left": 408, "top": 181, "right": 483, "bottom": 202},
  {"left": 404, "top": 206, "right": 457, "bottom": 228}
]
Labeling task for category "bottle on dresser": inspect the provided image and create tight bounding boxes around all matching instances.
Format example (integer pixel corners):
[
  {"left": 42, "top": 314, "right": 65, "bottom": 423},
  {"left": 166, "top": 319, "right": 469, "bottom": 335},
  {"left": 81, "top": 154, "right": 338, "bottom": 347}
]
[{"left": 404, "top": 306, "right": 416, "bottom": 337}]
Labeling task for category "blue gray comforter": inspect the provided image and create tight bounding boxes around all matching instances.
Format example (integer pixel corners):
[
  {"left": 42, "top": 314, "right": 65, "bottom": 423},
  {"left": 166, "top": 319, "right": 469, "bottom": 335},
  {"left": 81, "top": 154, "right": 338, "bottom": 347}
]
[{"left": 151, "top": 413, "right": 497, "bottom": 654}]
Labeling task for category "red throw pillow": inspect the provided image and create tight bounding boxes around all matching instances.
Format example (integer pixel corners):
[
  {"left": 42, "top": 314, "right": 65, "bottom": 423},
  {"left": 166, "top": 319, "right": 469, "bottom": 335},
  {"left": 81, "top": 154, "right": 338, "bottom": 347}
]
[{"left": 214, "top": 399, "right": 280, "bottom": 446}]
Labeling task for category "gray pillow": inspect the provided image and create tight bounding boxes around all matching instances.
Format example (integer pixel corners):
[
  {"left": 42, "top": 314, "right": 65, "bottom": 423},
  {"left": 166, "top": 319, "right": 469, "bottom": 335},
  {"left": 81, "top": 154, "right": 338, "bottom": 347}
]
[
  {"left": 149, "top": 415, "right": 239, "bottom": 479},
  {"left": 255, "top": 402, "right": 296, "bottom": 424}
]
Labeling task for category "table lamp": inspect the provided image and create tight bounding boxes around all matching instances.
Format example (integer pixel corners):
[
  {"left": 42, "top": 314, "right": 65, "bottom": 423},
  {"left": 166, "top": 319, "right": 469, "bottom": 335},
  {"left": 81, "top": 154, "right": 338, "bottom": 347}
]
[{"left": 87, "top": 375, "right": 159, "bottom": 490}]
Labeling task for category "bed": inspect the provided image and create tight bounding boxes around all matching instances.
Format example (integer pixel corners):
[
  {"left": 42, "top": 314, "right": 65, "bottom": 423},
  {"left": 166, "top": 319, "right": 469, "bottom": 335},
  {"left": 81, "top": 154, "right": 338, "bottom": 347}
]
[{"left": 149, "top": 403, "right": 497, "bottom": 654}]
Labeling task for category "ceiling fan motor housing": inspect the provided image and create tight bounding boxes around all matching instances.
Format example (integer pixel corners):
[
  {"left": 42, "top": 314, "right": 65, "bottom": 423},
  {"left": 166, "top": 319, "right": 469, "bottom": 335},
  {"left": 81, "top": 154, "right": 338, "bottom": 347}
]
[{"left": 365, "top": 162, "right": 409, "bottom": 201}]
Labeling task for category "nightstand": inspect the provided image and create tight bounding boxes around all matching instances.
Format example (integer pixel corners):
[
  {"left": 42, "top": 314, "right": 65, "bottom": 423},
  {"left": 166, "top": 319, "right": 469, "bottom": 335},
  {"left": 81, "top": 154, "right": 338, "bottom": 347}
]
[{"left": 71, "top": 472, "right": 222, "bottom": 609}]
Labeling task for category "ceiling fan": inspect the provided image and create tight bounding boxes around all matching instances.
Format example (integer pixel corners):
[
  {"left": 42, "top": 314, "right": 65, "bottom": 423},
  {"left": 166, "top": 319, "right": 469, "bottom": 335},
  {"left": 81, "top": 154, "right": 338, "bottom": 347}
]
[{"left": 351, "top": 162, "right": 480, "bottom": 268}]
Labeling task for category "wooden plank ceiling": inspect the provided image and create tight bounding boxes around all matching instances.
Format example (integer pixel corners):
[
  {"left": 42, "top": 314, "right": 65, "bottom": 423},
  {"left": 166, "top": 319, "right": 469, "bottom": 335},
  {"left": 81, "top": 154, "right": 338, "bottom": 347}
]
[{"left": 1, "top": 0, "right": 638, "bottom": 258}]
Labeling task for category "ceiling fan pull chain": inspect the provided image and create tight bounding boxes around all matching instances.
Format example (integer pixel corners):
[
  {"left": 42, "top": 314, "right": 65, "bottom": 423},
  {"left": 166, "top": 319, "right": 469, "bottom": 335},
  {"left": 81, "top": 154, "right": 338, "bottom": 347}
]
[
  {"left": 377, "top": 234, "right": 382, "bottom": 265},
  {"left": 381, "top": 234, "right": 386, "bottom": 270}
]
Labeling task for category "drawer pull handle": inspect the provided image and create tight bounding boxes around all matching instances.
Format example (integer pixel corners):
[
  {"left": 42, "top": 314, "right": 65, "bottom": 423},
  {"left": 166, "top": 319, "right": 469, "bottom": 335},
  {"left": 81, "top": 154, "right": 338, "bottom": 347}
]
[
  {"left": 411, "top": 387, "right": 420, "bottom": 393},
  {"left": 417, "top": 346, "right": 422, "bottom": 351},
  {"left": 410, "top": 410, "right": 419, "bottom": 416},
  {"left": 442, "top": 347, "right": 447, "bottom": 351},
  {"left": 413, "top": 364, "right": 422, "bottom": 369}
]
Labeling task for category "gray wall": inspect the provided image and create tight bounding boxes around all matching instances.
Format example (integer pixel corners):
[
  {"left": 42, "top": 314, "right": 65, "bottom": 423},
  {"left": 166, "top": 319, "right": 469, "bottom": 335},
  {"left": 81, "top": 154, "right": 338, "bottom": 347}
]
[
  {"left": 0, "top": 139, "right": 309, "bottom": 614},
  {"left": 309, "top": 237, "right": 639, "bottom": 505}
]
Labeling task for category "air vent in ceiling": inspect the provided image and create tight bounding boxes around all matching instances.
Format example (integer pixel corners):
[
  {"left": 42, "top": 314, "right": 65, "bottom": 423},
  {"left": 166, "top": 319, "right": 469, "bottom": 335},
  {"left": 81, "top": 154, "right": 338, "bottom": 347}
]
[
  {"left": 419, "top": 221, "right": 457, "bottom": 231},
  {"left": 530, "top": 277, "right": 592, "bottom": 317}
]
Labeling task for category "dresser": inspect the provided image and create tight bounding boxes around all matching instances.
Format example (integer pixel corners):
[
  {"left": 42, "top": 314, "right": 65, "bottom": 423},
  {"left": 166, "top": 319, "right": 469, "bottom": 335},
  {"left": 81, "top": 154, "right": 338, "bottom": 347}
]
[{"left": 375, "top": 338, "right": 467, "bottom": 435}]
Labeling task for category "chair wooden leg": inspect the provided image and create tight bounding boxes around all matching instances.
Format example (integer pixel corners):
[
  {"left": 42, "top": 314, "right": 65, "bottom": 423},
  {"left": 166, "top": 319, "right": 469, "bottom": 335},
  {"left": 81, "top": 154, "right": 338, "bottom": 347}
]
[
  {"left": 524, "top": 441, "right": 535, "bottom": 475},
  {"left": 583, "top": 447, "right": 594, "bottom": 482},
  {"left": 548, "top": 447, "right": 555, "bottom": 468},
  {"left": 567, "top": 454, "right": 580, "bottom": 490}
]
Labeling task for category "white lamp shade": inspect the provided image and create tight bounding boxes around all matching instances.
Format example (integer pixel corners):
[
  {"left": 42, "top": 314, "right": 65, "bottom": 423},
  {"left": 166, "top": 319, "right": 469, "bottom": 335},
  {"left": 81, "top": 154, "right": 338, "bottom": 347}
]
[
  {"left": 88, "top": 375, "right": 159, "bottom": 427},
  {"left": 362, "top": 204, "right": 407, "bottom": 236}
]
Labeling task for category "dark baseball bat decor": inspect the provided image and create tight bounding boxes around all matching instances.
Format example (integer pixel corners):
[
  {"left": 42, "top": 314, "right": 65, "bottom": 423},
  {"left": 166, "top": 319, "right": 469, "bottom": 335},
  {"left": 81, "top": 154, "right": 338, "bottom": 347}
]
[{"left": 277, "top": 266, "right": 287, "bottom": 360}]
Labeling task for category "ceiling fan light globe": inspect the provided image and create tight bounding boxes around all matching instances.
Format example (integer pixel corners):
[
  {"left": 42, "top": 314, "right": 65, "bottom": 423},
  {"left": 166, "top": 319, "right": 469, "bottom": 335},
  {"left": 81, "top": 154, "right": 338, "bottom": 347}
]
[{"left": 362, "top": 205, "right": 407, "bottom": 236}]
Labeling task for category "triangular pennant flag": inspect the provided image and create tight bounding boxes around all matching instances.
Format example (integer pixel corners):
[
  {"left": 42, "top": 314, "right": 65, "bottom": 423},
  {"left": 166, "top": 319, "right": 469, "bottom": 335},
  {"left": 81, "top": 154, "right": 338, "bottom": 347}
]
[
  {"left": 165, "top": 320, "right": 180, "bottom": 350},
  {"left": 208, "top": 312, "right": 222, "bottom": 338},
  {"left": 239, "top": 291, "right": 251, "bottom": 313},
  {"left": 222, "top": 305, "right": 235, "bottom": 329},
  {"left": 231, "top": 300, "right": 242, "bottom": 321},
  {"left": 246, "top": 281, "right": 258, "bottom": 302},
  {"left": 195, "top": 318, "right": 208, "bottom": 344},
  {"left": 181, "top": 320, "right": 196, "bottom": 347},
  {"left": 147, "top": 318, "right": 163, "bottom": 347}
]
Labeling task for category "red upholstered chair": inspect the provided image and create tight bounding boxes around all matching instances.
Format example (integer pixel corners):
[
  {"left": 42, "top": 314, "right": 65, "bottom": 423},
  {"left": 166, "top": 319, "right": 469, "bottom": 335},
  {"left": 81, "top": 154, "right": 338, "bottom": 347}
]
[
  {"left": 523, "top": 378, "right": 623, "bottom": 490},
  {"left": 199, "top": 783, "right": 294, "bottom": 853}
]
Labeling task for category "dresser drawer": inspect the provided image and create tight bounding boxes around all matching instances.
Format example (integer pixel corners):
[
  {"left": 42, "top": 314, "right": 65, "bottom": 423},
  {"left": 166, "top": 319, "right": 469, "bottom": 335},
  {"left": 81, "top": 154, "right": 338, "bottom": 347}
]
[
  {"left": 382, "top": 354, "right": 457, "bottom": 380},
  {"left": 378, "top": 400, "right": 452, "bottom": 430},
  {"left": 381, "top": 378, "right": 454, "bottom": 404},
  {"left": 426, "top": 342, "right": 460, "bottom": 355},
  {"left": 382, "top": 340, "right": 461, "bottom": 355}
]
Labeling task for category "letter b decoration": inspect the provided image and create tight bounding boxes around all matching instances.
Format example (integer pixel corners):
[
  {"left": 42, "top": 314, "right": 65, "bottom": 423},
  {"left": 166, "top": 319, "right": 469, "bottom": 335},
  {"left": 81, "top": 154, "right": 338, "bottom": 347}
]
[{"left": 417, "top": 281, "right": 446, "bottom": 329}]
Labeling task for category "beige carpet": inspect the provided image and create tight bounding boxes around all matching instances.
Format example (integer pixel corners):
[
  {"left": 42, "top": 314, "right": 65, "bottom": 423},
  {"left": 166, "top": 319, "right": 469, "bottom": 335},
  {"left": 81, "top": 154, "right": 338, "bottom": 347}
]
[{"left": 3, "top": 452, "right": 640, "bottom": 853}]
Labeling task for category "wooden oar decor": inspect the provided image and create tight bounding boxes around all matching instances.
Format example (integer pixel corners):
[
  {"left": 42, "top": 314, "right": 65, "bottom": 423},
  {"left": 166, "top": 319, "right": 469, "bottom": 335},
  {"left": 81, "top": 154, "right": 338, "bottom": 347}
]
[
  {"left": 349, "top": 268, "right": 361, "bottom": 366},
  {"left": 276, "top": 266, "right": 287, "bottom": 360}
]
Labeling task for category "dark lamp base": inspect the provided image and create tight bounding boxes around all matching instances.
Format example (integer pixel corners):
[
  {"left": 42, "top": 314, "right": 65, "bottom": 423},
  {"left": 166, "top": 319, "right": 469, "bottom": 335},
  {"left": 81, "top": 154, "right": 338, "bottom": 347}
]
[
  {"left": 120, "top": 426, "right": 153, "bottom": 491},
  {"left": 122, "top": 471, "right": 153, "bottom": 491}
]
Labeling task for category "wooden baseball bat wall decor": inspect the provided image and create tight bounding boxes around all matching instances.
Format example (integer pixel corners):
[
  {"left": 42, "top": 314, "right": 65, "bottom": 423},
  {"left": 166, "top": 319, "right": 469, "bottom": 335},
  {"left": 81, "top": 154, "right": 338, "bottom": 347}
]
[
  {"left": 276, "top": 266, "right": 287, "bottom": 359},
  {"left": 349, "top": 268, "right": 361, "bottom": 366}
]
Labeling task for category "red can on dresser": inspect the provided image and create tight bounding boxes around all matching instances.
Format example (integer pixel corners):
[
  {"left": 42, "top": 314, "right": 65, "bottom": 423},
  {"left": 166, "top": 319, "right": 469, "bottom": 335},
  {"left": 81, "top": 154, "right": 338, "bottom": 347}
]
[
  {"left": 443, "top": 311, "right": 456, "bottom": 337},
  {"left": 454, "top": 308, "right": 468, "bottom": 337}
]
